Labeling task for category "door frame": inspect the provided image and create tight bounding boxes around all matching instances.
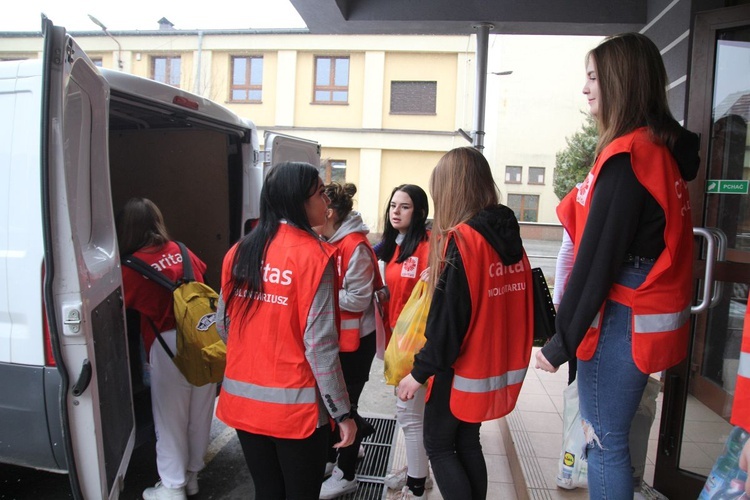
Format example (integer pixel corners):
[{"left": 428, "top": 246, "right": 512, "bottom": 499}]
[{"left": 653, "top": 4, "right": 750, "bottom": 498}]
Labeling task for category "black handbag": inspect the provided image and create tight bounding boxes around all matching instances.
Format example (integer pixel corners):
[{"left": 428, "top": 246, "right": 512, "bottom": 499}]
[{"left": 532, "top": 267, "right": 556, "bottom": 341}]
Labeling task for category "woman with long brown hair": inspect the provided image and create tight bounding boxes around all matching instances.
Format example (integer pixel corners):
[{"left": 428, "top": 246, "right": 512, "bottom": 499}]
[
  {"left": 535, "top": 33, "right": 700, "bottom": 499},
  {"left": 117, "top": 197, "right": 216, "bottom": 500}
]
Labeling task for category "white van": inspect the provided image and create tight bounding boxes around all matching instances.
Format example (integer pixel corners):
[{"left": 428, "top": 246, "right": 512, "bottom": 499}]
[{"left": 0, "top": 18, "right": 318, "bottom": 499}]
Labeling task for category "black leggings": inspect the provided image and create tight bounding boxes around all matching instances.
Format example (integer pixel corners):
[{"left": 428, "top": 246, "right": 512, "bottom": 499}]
[
  {"left": 237, "top": 425, "right": 331, "bottom": 500},
  {"left": 328, "top": 331, "right": 377, "bottom": 478},
  {"left": 423, "top": 371, "right": 487, "bottom": 500}
]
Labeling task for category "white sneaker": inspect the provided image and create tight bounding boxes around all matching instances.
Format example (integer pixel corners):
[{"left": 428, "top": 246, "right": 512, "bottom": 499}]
[
  {"left": 319, "top": 466, "right": 358, "bottom": 499},
  {"left": 383, "top": 467, "right": 433, "bottom": 491},
  {"left": 142, "top": 481, "right": 187, "bottom": 500},
  {"left": 185, "top": 471, "right": 199, "bottom": 496},
  {"left": 324, "top": 461, "right": 336, "bottom": 477}
]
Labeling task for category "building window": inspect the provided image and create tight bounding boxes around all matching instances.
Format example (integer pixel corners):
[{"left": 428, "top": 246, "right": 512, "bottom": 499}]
[
  {"left": 231, "top": 56, "right": 263, "bottom": 102},
  {"left": 529, "top": 167, "right": 546, "bottom": 185},
  {"left": 390, "top": 81, "right": 437, "bottom": 115},
  {"left": 505, "top": 166, "right": 522, "bottom": 184},
  {"left": 507, "top": 194, "right": 539, "bottom": 222},
  {"left": 91, "top": 59, "right": 103, "bottom": 67},
  {"left": 152, "top": 56, "right": 181, "bottom": 87},
  {"left": 314, "top": 56, "right": 349, "bottom": 104},
  {"left": 318, "top": 159, "right": 347, "bottom": 183}
]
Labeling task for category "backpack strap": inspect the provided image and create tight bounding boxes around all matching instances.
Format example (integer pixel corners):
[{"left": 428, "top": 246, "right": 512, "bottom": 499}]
[
  {"left": 146, "top": 317, "right": 175, "bottom": 359},
  {"left": 176, "top": 241, "right": 195, "bottom": 283},
  {"left": 121, "top": 251, "right": 180, "bottom": 358},
  {"left": 121, "top": 254, "right": 178, "bottom": 292}
]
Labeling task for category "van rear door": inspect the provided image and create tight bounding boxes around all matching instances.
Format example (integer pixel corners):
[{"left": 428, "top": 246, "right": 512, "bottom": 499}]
[
  {"left": 42, "top": 18, "right": 133, "bottom": 499},
  {"left": 263, "top": 131, "right": 321, "bottom": 175}
]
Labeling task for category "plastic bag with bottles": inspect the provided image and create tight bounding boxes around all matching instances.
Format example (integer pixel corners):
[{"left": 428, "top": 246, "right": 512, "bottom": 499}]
[{"left": 699, "top": 426, "right": 749, "bottom": 499}]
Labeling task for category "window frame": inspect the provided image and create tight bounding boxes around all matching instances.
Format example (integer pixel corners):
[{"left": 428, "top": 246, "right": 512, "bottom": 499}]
[
  {"left": 313, "top": 55, "right": 350, "bottom": 105},
  {"left": 507, "top": 194, "right": 540, "bottom": 222},
  {"left": 318, "top": 159, "right": 347, "bottom": 183},
  {"left": 505, "top": 165, "right": 522, "bottom": 184},
  {"left": 230, "top": 55, "right": 264, "bottom": 103},
  {"left": 151, "top": 55, "right": 181, "bottom": 88},
  {"left": 528, "top": 166, "right": 546, "bottom": 185}
]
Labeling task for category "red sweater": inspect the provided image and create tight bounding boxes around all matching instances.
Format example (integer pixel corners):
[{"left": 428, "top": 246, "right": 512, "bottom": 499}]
[{"left": 121, "top": 241, "right": 207, "bottom": 354}]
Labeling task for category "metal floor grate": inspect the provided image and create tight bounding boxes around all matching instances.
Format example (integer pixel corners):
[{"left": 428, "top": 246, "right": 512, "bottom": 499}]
[{"left": 339, "top": 415, "right": 397, "bottom": 500}]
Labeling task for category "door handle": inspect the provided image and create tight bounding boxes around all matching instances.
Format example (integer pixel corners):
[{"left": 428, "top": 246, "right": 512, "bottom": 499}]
[
  {"left": 692, "top": 227, "right": 717, "bottom": 314},
  {"left": 708, "top": 228, "right": 727, "bottom": 309},
  {"left": 71, "top": 358, "right": 92, "bottom": 397}
]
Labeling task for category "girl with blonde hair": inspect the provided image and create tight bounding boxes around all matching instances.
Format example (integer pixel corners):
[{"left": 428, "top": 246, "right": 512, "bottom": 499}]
[{"left": 398, "top": 147, "right": 534, "bottom": 500}]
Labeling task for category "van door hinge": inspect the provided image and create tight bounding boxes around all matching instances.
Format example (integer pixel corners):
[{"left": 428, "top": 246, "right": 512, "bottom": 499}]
[
  {"left": 259, "top": 150, "right": 271, "bottom": 166},
  {"left": 62, "top": 304, "right": 83, "bottom": 335}
]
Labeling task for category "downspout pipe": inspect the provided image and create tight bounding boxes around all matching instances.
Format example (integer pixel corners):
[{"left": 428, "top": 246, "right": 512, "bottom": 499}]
[
  {"left": 194, "top": 31, "right": 204, "bottom": 94},
  {"left": 472, "top": 23, "right": 493, "bottom": 152}
]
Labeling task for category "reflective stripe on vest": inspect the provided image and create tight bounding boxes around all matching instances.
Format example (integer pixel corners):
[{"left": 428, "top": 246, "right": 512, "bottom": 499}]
[
  {"left": 590, "top": 311, "right": 601, "bottom": 329},
  {"left": 341, "top": 318, "right": 360, "bottom": 330},
  {"left": 453, "top": 367, "right": 528, "bottom": 394},
  {"left": 739, "top": 351, "right": 750, "bottom": 379},
  {"left": 223, "top": 377, "right": 318, "bottom": 404},
  {"left": 634, "top": 306, "right": 690, "bottom": 334}
]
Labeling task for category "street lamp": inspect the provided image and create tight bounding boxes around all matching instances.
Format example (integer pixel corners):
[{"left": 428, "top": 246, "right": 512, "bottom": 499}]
[{"left": 88, "top": 14, "right": 123, "bottom": 70}]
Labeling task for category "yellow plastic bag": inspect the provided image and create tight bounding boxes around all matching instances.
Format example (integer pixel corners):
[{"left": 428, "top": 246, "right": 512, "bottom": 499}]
[{"left": 383, "top": 281, "right": 431, "bottom": 385}]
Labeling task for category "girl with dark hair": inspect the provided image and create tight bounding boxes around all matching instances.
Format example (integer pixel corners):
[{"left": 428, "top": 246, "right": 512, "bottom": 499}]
[
  {"left": 377, "top": 184, "right": 433, "bottom": 497},
  {"left": 315, "top": 182, "right": 378, "bottom": 499},
  {"left": 215, "top": 162, "right": 356, "bottom": 500},
  {"left": 376, "top": 184, "right": 430, "bottom": 332},
  {"left": 397, "top": 147, "right": 534, "bottom": 500},
  {"left": 117, "top": 197, "right": 216, "bottom": 500},
  {"left": 535, "top": 33, "right": 700, "bottom": 498}
]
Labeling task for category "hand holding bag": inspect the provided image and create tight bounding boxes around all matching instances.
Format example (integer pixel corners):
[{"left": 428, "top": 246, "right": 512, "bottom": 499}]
[{"left": 383, "top": 280, "right": 431, "bottom": 385}]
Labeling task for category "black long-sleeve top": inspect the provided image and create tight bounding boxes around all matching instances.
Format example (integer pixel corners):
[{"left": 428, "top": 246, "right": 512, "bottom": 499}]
[
  {"left": 410, "top": 239, "right": 471, "bottom": 383},
  {"left": 410, "top": 204, "right": 525, "bottom": 383},
  {"left": 540, "top": 153, "right": 666, "bottom": 367}
]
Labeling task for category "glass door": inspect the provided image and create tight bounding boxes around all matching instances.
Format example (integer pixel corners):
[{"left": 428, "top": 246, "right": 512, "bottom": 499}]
[{"left": 654, "top": 5, "right": 750, "bottom": 498}]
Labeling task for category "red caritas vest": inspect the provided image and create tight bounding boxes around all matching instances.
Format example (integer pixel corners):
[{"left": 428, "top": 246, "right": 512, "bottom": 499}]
[
  {"left": 332, "top": 232, "right": 381, "bottom": 352},
  {"left": 385, "top": 238, "right": 430, "bottom": 330},
  {"left": 442, "top": 224, "right": 534, "bottom": 423},
  {"left": 558, "top": 128, "right": 693, "bottom": 374},
  {"left": 733, "top": 308, "right": 750, "bottom": 431},
  {"left": 216, "top": 224, "right": 338, "bottom": 439}
]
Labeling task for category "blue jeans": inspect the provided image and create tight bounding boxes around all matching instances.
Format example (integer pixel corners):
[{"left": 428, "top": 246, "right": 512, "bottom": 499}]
[{"left": 578, "top": 261, "right": 652, "bottom": 499}]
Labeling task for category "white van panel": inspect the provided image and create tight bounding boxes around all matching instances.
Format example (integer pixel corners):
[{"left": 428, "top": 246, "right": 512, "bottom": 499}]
[{"left": 0, "top": 62, "right": 45, "bottom": 365}]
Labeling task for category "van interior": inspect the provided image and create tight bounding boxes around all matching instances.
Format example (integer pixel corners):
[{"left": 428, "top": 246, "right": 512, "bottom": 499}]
[{"left": 105, "top": 86, "right": 249, "bottom": 442}]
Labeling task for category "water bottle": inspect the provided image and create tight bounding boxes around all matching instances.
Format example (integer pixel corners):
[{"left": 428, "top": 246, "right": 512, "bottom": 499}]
[
  {"left": 700, "top": 426, "right": 750, "bottom": 499},
  {"left": 727, "top": 427, "right": 749, "bottom": 485},
  {"left": 727, "top": 427, "right": 750, "bottom": 461},
  {"left": 701, "top": 455, "right": 738, "bottom": 498},
  {"left": 713, "top": 478, "right": 747, "bottom": 499}
]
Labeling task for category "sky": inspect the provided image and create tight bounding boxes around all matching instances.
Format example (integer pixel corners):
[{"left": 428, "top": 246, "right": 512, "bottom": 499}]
[{"left": 1, "top": 0, "right": 307, "bottom": 31}]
